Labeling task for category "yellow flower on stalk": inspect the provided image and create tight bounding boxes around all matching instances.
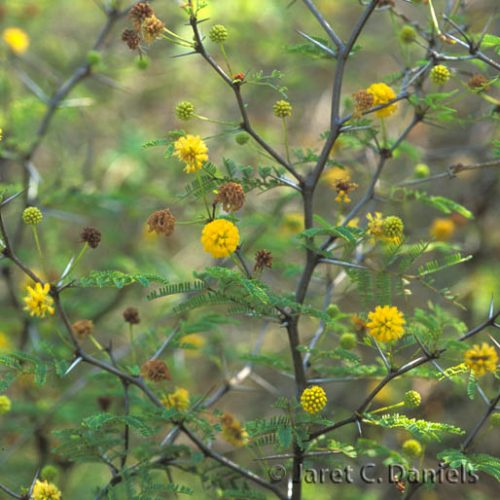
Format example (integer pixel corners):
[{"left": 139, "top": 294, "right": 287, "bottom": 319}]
[
  {"left": 32, "top": 480, "right": 61, "bottom": 500},
  {"left": 162, "top": 387, "right": 190, "bottom": 411},
  {"left": 173, "top": 134, "right": 208, "bottom": 173},
  {"left": 23, "top": 282, "right": 55, "bottom": 318},
  {"left": 366, "top": 82, "right": 398, "bottom": 117},
  {"left": 366, "top": 305, "right": 406, "bottom": 343},
  {"left": 221, "top": 412, "right": 249, "bottom": 447},
  {"left": 430, "top": 218, "right": 455, "bottom": 242},
  {"left": 300, "top": 385, "right": 327, "bottom": 415},
  {"left": 0, "top": 332, "right": 12, "bottom": 352},
  {"left": 201, "top": 219, "right": 240, "bottom": 258},
  {"left": 366, "top": 212, "right": 384, "bottom": 238},
  {"left": 464, "top": 343, "right": 498, "bottom": 377},
  {"left": 2, "top": 27, "right": 30, "bottom": 55},
  {"left": 0, "top": 395, "right": 12, "bottom": 415}
]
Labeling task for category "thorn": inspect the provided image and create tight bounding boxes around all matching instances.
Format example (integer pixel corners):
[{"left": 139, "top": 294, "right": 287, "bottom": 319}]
[
  {"left": 355, "top": 419, "right": 363, "bottom": 436},
  {"left": 64, "top": 356, "right": 83, "bottom": 377},
  {"left": 489, "top": 296, "right": 494, "bottom": 319},
  {"left": 0, "top": 189, "right": 26, "bottom": 209},
  {"left": 489, "top": 335, "right": 500, "bottom": 350},
  {"left": 171, "top": 51, "right": 197, "bottom": 59},
  {"left": 476, "top": 384, "right": 490, "bottom": 406},
  {"left": 296, "top": 30, "right": 337, "bottom": 58},
  {"left": 432, "top": 360, "right": 449, "bottom": 379}
]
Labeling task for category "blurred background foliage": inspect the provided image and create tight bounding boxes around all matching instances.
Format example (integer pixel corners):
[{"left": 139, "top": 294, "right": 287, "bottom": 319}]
[{"left": 0, "top": 0, "right": 499, "bottom": 498}]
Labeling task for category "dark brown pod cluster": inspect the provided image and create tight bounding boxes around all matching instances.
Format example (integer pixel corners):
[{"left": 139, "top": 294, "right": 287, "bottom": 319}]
[
  {"left": 81, "top": 227, "right": 102, "bottom": 249},
  {"left": 352, "top": 90, "right": 374, "bottom": 117},
  {"left": 72, "top": 319, "right": 94, "bottom": 339},
  {"left": 123, "top": 307, "right": 140, "bottom": 325},
  {"left": 141, "top": 359, "right": 171, "bottom": 382},
  {"left": 147, "top": 209, "right": 176, "bottom": 236},
  {"left": 122, "top": 2, "right": 164, "bottom": 49},
  {"left": 468, "top": 74, "right": 489, "bottom": 91},
  {"left": 254, "top": 250, "right": 273, "bottom": 272},
  {"left": 214, "top": 182, "right": 245, "bottom": 212},
  {"left": 122, "top": 29, "right": 140, "bottom": 50}
]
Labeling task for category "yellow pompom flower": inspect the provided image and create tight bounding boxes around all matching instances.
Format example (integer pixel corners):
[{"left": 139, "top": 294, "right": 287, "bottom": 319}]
[
  {"left": 201, "top": 219, "right": 240, "bottom": 258},
  {"left": 173, "top": 134, "right": 208, "bottom": 173},
  {"left": 221, "top": 413, "right": 249, "bottom": 447},
  {"left": 162, "top": 387, "right": 190, "bottom": 411},
  {"left": 430, "top": 65, "right": 451, "bottom": 85},
  {"left": 0, "top": 332, "right": 12, "bottom": 352},
  {"left": 366, "top": 305, "right": 406, "bottom": 343},
  {"left": 0, "top": 395, "right": 12, "bottom": 415},
  {"left": 429, "top": 218, "right": 455, "bottom": 242},
  {"left": 402, "top": 439, "right": 423, "bottom": 457},
  {"left": 464, "top": 343, "right": 498, "bottom": 377},
  {"left": 366, "top": 82, "right": 398, "bottom": 117},
  {"left": 32, "top": 480, "right": 61, "bottom": 500},
  {"left": 300, "top": 385, "right": 327, "bottom": 415},
  {"left": 366, "top": 212, "right": 384, "bottom": 239},
  {"left": 2, "top": 27, "right": 30, "bottom": 55},
  {"left": 23, "top": 282, "right": 55, "bottom": 318}
]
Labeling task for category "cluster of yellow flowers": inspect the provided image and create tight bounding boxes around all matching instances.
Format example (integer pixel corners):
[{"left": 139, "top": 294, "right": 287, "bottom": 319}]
[
  {"left": 300, "top": 385, "right": 328, "bottom": 414},
  {"left": 464, "top": 343, "right": 498, "bottom": 377},
  {"left": 23, "top": 283, "right": 55, "bottom": 318},
  {"left": 366, "top": 82, "right": 398, "bottom": 117},
  {"left": 162, "top": 387, "right": 190, "bottom": 411},
  {"left": 32, "top": 480, "right": 61, "bottom": 500},
  {"left": 174, "top": 134, "right": 208, "bottom": 173},
  {"left": 220, "top": 412, "right": 249, "bottom": 447},
  {"left": 2, "top": 27, "right": 30, "bottom": 54},
  {"left": 366, "top": 305, "right": 406, "bottom": 343},
  {"left": 201, "top": 219, "right": 240, "bottom": 258},
  {"left": 366, "top": 212, "right": 404, "bottom": 243}
]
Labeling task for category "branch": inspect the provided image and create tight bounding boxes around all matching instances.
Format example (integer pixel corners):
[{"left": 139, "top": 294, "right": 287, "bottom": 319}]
[{"left": 301, "top": 0, "right": 344, "bottom": 49}]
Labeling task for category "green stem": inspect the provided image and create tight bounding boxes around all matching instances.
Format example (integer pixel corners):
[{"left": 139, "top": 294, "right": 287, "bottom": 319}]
[
  {"left": 370, "top": 401, "right": 405, "bottom": 415},
  {"left": 220, "top": 43, "right": 233, "bottom": 75},
  {"left": 282, "top": 117, "right": 291, "bottom": 165},
  {"left": 196, "top": 170, "right": 212, "bottom": 219},
  {"left": 380, "top": 117, "right": 388, "bottom": 149},
  {"left": 32, "top": 226, "right": 47, "bottom": 276},
  {"left": 194, "top": 114, "right": 238, "bottom": 126},
  {"left": 129, "top": 324, "right": 137, "bottom": 366},
  {"left": 63, "top": 243, "right": 89, "bottom": 281}
]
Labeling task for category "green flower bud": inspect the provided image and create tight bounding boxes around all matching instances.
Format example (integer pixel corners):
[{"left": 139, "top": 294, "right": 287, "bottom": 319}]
[
  {"left": 135, "top": 55, "right": 150, "bottom": 70},
  {"left": 402, "top": 439, "right": 423, "bottom": 457},
  {"left": 490, "top": 413, "right": 500, "bottom": 427},
  {"left": 0, "top": 395, "right": 11, "bottom": 415},
  {"left": 404, "top": 390, "right": 422, "bottom": 409},
  {"left": 86, "top": 50, "right": 102, "bottom": 66},
  {"left": 209, "top": 24, "right": 228, "bottom": 43},
  {"left": 235, "top": 132, "right": 250, "bottom": 145},
  {"left": 273, "top": 100, "right": 292, "bottom": 118},
  {"left": 327, "top": 304, "right": 340, "bottom": 318},
  {"left": 414, "top": 163, "right": 430, "bottom": 178},
  {"left": 382, "top": 216, "right": 404, "bottom": 241},
  {"left": 22, "top": 207, "right": 43, "bottom": 225},
  {"left": 176, "top": 101, "right": 195, "bottom": 121},
  {"left": 41, "top": 465, "right": 59, "bottom": 482},
  {"left": 399, "top": 25, "right": 417, "bottom": 44},
  {"left": 339, "top": 333, "right": 357, "bottom": 350},
  {"left": 430, "top": 65, "right": 451, "bottom": 85}
]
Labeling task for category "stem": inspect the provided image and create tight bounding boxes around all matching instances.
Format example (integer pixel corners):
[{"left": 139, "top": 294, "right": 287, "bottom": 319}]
[
  {"left": 64, "top": 243, "right": 89, "bottom": 280},
  {"left": 282, "top": 117, "right": 291, "bottom": 165},
  {"left": 220, "top": 43, "right": 233, "bottom": 75},
  {"left": 129, "top": 324, "right": 137, "bottom": 365},
  {"left": 196, "top": 170, "right": 212, "bottom": 219}
]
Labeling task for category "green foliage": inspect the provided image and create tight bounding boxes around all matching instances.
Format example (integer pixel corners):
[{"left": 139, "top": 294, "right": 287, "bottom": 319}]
[
  {"left": 77, "top": 271, "right": 169, "bottom": 289},
  {"left": 438, "top": 449, "right": 500, "bottom": 481}
]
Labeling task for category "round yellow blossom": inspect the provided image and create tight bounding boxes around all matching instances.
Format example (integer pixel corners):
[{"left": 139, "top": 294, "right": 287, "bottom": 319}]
[
  {"left": 464, "top": 343, "right": 498, "bottom": 377},
  {"left": 221, "top": 413, "right": 249, "bottom": 447},
  {"left": 2, "top": 27, "right": 30, "bottom": 55},
  {"left": 173, "top": 134, "right": 208, "bottom": 173},
  {"left": 0, "top": 395, "right": 12, "bottom": 415},
  {"left": 0, "top": 332, "right": 12, "bottom": 352},
  {"left": 382, "top": 216, "right": 404, "bottom": 243},
  {"left": 32, "top": 480, "right": 61, "bottom": 500},
  {"left": 300, "top": 385, "right": 327, "bottom": 415},
  {"left": 366, "top": 212, "right": 384, "bottom": 238},
  {"left": 366, "top": 305, "right": 406, "bottom": 343},
  {"left": 23, "top": 282, "right": 55, "bottom": 318},
  {"left": 404, "top": 390, "right": 422, "bottom": 408},
  {"left": 430, "top": 65, "right": 451, "bottom": 85},
  {"left": 201, "top": 219, "right": 240, "bottom": 258},
  {"left": 366, "top": 82, "right": 398, "bottom": 117},
  {"left": 429, "top": 218, "right": 455, "bottom": 242},
  {"left": 162, "top": 387, "right": 190, "bottom": 411},
  {"left": 402, "top": 439, "right": 423, "bottom": 457},
  {"left": 273, "top": 100, "right": 293, "bottom": 118},
  {"left": 322, "top": 166, "right": 352, "bottom": 188},
  {"left": 22, "top": 206, "right": 43, "bottom": 225}
]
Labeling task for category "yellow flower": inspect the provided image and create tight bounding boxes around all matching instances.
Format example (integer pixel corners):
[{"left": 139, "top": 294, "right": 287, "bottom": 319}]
[
  {"left": 300, "top": 385, "right": 327, "bottom": 415},
  {"left": 173, "top": 134, "right": 208, "bottom": 173},
  {"left": 366, "top": 212, "right": 384, "bottom": 238},
  {"left": 32, "top": 480, "right": 61, "bottom": 500},
  {"left": 347, "top": 218, "right": 359, "bottom": 228},
  {"left": 402, "top": 439, "right": 423, "bottom": 457},
  {"left": 201, "top": 219, "right": 240, "bottom": 258},
  {"left": 366, "top": 82, "right": 398, "bottom": 117},
  {"left": 2, "top": 27, "right": 30, "bottom": 55},
  {"left": 430, "top": 218, "right": 455, "bottom": 241},
  {"left": 162, "top": 387, "right": 190, "bottom": 411},
  {"left": 382, "top": 215, "right": 404, "bottom": 244},
  {"left": 180, "top": 333, "right": 206, "bottom": 358},
  {"left": 464, "top": 343, "right": 498, "bottom": 377},
  {"left": 366, "top": 305, "right": 406, "bottom": 343},
  {"left": 0, "top": 332, "right": 12, "bottom": 352},
  {"left": 0, "top": 395, "right": 12, "bottom": 415},
  {"left": 220, "top": 412, "right": 249, "bottom": 447},
  {"left": 23, "top": 282, "right": 55, "bottom": 318},
  {"left": 322, "top": 166, "right": 351, "bottom": 188},
  {"left": 280, "top": 213, "right": 304, "bottom": 236}
]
